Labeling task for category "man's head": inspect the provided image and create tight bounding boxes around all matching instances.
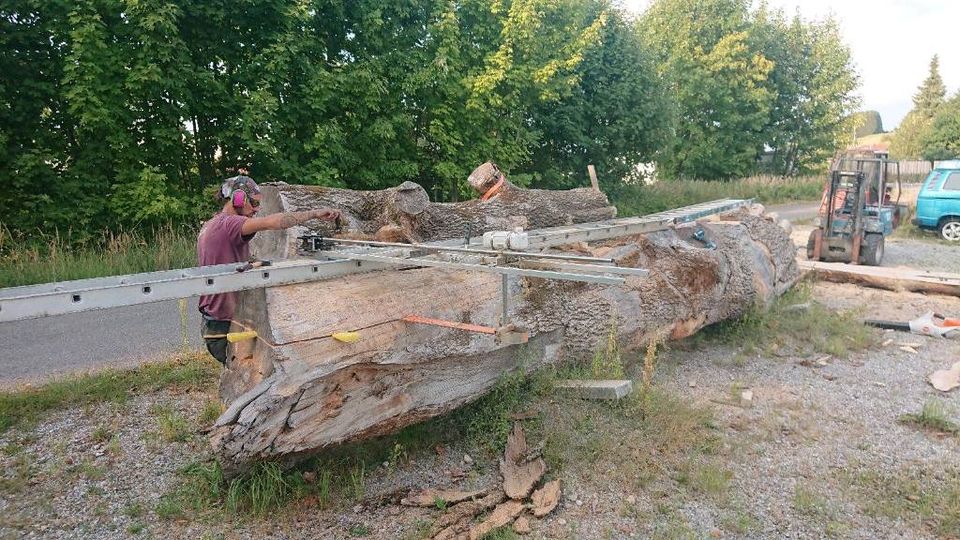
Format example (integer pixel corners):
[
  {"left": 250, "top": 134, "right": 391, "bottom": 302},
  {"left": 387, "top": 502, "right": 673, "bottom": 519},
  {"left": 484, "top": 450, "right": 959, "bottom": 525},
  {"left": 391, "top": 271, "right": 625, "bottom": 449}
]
[{"left": 220, "top": 175, "right": 262, "bottom": 216}]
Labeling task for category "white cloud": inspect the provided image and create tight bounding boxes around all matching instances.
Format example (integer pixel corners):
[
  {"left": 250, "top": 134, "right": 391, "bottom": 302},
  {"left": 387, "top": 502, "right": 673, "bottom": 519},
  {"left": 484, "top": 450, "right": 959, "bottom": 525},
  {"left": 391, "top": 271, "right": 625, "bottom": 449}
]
[{"left": 620, "top": 0, "right": 960, "bottom": 129}]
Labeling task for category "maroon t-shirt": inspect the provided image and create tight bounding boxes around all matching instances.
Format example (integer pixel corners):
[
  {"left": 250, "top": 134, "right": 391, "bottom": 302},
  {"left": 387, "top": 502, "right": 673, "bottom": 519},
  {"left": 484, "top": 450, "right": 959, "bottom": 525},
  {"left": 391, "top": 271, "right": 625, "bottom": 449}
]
[{"left": 197, "top": 213, "right": 254, "bottom": 320}]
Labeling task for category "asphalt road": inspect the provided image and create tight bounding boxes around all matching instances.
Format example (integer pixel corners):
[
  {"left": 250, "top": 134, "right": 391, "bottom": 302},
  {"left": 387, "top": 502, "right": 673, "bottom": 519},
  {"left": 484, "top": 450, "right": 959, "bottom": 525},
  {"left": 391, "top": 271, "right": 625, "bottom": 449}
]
[
  {"left": 0, "top": 201, "right": 822, "bottom": 389},
  {"left": 767, "top": 201, "right": 820, "bottom": 222},
  {"left": 0, "top": 299, "right": 203, "bottom": 389}
]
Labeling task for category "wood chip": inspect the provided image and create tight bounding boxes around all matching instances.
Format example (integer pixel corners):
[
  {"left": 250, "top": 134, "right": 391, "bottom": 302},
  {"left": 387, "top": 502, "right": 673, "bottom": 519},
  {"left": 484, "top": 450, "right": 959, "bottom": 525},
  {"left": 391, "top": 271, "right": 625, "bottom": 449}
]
[
  {"left": 929, "top": 361, "right": 960, "bottom": 392},
  {"left": 431, "top": 490, "right": 505, "bottom": 539},
  {"left": 899, "top": 346, "right": 918, "bottom": 354},
  {"left": 530, "top": 480, "right": 561, "bottom": 517},
  {"left": 401, "top": 488, "right": 488, "bottom": 507},
  {"left": 469, "top": 500, "right": 524, "bottom": 540},
  {"left": 881, "top": 339, "right": 893, "bottom": 347},
  {"left": 500, "top": 423, "right": 546, "bottom": 500},
  {"left": 513, "top": 516, "right": 531, "bottom": 535}
]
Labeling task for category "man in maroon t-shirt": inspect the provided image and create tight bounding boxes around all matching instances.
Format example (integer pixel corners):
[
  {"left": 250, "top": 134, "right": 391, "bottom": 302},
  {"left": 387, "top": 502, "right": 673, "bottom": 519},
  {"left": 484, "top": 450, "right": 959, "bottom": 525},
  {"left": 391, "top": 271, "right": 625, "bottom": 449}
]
[{"left": 198, "top": 174, "right": 339, "bottom": 364}]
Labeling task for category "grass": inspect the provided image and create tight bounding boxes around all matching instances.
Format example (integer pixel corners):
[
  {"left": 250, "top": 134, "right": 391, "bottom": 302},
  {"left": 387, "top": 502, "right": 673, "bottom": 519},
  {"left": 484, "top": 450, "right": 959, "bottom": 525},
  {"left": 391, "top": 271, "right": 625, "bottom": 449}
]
[
  {"left": 542, "top": 378, "right": 719, "bottom": 490},
  {"left": 159, "top": 458, "right": 341, "bottom": 520},
  {"left": 845, "top": 467, "right": 960, "bottom": 537},
  {"left": 152, "top": 405, "right": 193, "bottom": 442},
  {"left": 610, "top": 174, "right": 824, "bottom": 218},
  {"left": 793, "top": 485, "right": 830, "bottom": 516},
  {"left": 591, "top": 318, "right": 625, "bottom": 379},
  {"left": 696, "top": 279, "right": 877, "bottom": 360},
  {"left": 0, "top": 224, "right": 197, "bottom": 288},
  {"left": 479, "top": 529, "right": 520, "bottom": 540},
  {"left": 898, "top": 400, "right": 960, "bottom": 436},
  {"left": 198, "top": 399, "right": 225, "bottom": 426},
  {"left": 91, "top": 424, "right": 114, "bottom": 443},
  {"left": 678, "top": 462, "right": 732, "bottom": 499},
  {"left": 0, "top": 352, "right": 219, "bottom": 432}
]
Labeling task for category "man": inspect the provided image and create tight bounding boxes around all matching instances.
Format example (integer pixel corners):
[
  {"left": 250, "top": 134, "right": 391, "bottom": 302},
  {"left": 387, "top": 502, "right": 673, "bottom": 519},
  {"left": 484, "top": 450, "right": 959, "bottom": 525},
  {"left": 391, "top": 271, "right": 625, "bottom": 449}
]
[{"left": 198, "top": 174, "right": 339, "bottom": 364}]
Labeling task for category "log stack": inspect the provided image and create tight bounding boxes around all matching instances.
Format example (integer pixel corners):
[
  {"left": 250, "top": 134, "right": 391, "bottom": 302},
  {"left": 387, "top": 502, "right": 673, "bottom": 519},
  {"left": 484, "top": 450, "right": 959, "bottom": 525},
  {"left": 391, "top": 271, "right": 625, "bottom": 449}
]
[{"left": 210, "top": 164, "right": 800, "bottom": 472}]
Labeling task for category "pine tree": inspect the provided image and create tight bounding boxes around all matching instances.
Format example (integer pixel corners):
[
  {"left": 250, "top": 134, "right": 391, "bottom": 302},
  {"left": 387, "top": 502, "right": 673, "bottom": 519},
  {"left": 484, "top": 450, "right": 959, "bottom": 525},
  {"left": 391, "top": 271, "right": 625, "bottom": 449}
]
[
  {"left": 913, "top": 55, "right": 946, "bottom": 118},
  {"left": 891, "top": 55, "right": 948, "bottom": 159}
]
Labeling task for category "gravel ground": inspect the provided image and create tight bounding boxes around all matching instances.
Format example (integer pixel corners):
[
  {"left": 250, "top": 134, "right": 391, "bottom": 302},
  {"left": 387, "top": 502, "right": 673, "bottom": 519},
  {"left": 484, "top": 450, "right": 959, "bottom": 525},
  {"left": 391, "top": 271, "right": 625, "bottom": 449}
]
[{"left": 2, "top": 283, "right": 959, "bottom": 539}]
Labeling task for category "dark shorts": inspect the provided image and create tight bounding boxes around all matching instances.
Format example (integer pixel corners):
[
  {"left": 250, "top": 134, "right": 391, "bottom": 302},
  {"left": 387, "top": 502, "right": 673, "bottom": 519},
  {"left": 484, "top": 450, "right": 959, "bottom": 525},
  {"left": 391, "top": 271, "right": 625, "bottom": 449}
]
[{"left": 201, "top": 317, "right": 231, "bottom": 365}]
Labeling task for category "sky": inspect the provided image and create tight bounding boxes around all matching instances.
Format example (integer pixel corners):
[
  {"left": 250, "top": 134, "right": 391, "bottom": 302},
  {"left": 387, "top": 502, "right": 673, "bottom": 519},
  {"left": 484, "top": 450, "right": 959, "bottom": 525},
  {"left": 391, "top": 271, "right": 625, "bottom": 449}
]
[{"left": 622, "top": 0, "right": 960, "bottom": 130}]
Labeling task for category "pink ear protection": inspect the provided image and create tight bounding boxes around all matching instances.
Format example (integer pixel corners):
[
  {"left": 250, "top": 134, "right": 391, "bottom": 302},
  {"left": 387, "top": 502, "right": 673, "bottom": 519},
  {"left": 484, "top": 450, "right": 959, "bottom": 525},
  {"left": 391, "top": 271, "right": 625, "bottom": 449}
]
[
  {"left": 232, "top": 189, "right": 247, "bottom": 209},
  {"left": 222, "top": 175, "right": 260, "bottom": 210}
]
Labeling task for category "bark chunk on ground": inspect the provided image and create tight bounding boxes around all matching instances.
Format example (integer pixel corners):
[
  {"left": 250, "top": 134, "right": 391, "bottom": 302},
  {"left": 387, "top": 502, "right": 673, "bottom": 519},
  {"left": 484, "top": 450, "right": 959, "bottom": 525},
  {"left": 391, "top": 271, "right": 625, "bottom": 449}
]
[{"left": 500, "top": 422, "right": 546, "bottom": 500}]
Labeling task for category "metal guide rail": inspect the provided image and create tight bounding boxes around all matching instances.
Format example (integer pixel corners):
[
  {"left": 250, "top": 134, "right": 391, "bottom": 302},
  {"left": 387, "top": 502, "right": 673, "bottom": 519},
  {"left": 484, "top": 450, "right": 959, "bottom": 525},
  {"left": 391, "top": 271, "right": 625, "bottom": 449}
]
[
  {"left": 521, "top": 198, "right": 751, "bottom": 249},
  {"left": 0, "top": 198, "right": 750, "bottom": 323}
]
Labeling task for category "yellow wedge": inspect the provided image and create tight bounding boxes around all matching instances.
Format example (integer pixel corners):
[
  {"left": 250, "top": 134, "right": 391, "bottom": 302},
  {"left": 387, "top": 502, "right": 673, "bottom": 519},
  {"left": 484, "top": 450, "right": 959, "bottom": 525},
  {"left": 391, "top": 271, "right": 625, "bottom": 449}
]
[
  {"left": 226, "top": 330, "right": 258, "bottom": 343},
  {"left": 332, "top": 331, "right": 360, "bottom": 343}
]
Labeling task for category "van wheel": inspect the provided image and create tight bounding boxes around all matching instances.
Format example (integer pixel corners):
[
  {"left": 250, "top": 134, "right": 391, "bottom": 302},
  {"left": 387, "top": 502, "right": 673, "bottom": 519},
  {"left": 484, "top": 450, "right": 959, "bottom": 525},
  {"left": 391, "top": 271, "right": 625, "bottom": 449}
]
[
  {"left": 941, "top": 218, "right": 960, "bottom": 242},
  {"left": 860, "top": 233, "right": 884, "bottom": 266}
]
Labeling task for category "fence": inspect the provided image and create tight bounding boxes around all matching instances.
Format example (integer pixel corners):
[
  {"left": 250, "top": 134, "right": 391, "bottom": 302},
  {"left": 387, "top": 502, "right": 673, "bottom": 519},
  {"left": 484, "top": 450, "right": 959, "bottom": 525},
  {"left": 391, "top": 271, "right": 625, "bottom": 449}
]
[
  {"left": 894, "top": 160, "right": 960, "bottom": 176},
  {"left": 897, "top": 160, "right": 932, "bottom": 176}
]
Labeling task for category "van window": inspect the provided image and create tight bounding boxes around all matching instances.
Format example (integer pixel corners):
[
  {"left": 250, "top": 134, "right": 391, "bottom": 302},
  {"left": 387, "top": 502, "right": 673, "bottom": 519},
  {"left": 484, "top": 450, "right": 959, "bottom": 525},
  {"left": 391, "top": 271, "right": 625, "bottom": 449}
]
[
  {"left": 924, "top": 171, "right": 943, "bottom": 191},
  {"left": 944, "top": 172, "right": 960, "bottom": 191}
]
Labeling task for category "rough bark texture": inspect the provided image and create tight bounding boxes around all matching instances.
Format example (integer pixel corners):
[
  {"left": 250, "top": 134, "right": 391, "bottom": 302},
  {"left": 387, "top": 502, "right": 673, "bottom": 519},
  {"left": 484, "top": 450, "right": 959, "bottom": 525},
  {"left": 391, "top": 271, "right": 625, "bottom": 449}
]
[
  {"left": 210, "top": 180, "right": 800, "bottom": 472},
  {"left": 253, "top": 177, "right": 615, "bottom": 254}
]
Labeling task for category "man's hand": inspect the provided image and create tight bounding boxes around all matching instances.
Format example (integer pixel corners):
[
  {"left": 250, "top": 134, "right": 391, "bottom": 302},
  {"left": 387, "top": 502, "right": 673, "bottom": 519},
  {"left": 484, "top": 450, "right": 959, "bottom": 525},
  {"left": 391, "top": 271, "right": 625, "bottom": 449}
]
[
  {"left": 242, "top": 207, "right": 343, "bottom": 234},
  {"left": 312, "top": 208, "right": 340, "bottom": 221}
]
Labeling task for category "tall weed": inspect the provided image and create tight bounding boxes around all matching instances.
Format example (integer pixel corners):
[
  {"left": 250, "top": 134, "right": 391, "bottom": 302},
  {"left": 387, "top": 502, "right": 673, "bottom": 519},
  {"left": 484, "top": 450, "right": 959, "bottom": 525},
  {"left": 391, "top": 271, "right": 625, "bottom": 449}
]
[
  {"left": 610, "top": 175, "right": 824, "bottom": 217},
  {"left": 0, "top": 224, "right": 197, "bottom": 288}
]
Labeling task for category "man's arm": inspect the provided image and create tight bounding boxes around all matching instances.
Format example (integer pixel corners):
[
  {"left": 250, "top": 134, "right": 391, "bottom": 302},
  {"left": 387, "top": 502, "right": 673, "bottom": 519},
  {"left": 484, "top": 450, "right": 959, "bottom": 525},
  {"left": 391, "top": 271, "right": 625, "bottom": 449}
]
[{"left": 241, "top": 208, "right": 339, "bottom": 235}]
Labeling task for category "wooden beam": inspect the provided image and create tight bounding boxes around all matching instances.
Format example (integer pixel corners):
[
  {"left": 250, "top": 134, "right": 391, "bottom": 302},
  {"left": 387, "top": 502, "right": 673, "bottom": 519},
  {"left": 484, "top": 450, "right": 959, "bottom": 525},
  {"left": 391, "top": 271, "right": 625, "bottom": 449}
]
[
  {"left": 587, "top": 164, "right": 600, "bottom": 192},
  {"left": 798, "top": 260, "right": 960, "bottom": 297}
]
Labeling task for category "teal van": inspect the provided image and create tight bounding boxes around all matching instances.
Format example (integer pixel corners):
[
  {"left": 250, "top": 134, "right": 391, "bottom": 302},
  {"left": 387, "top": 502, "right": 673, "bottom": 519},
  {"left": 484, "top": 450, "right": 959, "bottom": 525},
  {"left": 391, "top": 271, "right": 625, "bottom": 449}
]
[{"left": 914, "top": 160, "right": 960, "bottom": 241}]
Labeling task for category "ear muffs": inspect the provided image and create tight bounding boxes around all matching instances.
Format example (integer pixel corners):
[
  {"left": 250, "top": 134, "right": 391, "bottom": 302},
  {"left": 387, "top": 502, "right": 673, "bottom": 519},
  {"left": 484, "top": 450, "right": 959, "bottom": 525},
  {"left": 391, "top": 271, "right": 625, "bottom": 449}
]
[{"left": 232, "top": 189, "right": 246, "bottom": 209}]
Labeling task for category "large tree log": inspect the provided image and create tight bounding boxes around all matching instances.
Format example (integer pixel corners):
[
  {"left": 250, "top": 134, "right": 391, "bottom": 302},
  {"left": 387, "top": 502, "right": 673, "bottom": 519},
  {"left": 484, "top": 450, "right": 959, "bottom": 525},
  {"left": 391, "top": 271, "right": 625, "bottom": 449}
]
[{"left": 210, "top": 178, "right": 799, "bottom": 471}]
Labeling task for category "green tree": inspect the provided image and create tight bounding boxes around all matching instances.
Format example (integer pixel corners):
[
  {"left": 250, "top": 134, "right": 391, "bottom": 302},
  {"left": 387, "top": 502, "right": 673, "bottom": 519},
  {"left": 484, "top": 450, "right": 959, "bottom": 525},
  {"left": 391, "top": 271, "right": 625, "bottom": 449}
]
[
  {"left": 1, "top": 0, "right": 726, "bottom": 238},
  {"left": 913, "top": 55, "right": 946, "bottom": 116},
  {"left": 920, "top": 93, "right": 960, "bottom": 161},
  {"left": 521, "top": 10, "right": 671, "bottom": 188},
  {"left": 891, "top": 55, "right": 947, "bottom": 159},
  {"left": 641, "top": 0, "right": 774, "bottom": 179},
  {"left": 853, "top": 111, "right": 884, "bottom": 137},
  {"left": 752, "top": 9, "right": 859, "bottom": 175},
  {"left": 0, "top": 0, "right": 75, "bottom": 233}
]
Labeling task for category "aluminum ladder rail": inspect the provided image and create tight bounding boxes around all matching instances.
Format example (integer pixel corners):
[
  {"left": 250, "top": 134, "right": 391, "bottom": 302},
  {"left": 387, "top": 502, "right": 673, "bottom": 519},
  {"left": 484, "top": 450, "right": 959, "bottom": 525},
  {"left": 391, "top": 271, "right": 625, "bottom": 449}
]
[{"left": 522, "top": 198, "right": 752, "bottom": 249}]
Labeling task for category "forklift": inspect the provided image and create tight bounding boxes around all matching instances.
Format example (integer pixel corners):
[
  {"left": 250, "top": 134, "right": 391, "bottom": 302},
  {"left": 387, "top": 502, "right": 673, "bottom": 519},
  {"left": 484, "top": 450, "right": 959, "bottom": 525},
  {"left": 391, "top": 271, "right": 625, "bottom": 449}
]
[{"left": 806, "top": 152, "right": 904, "bottom": 266}]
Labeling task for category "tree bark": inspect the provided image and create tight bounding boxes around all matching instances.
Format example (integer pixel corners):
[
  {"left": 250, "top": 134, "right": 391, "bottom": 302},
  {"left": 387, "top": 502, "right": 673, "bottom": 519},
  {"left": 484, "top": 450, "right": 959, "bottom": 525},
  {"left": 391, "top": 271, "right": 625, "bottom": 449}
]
[{"left": 210, "top": 177, "right": 799, "bottom": 472}]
